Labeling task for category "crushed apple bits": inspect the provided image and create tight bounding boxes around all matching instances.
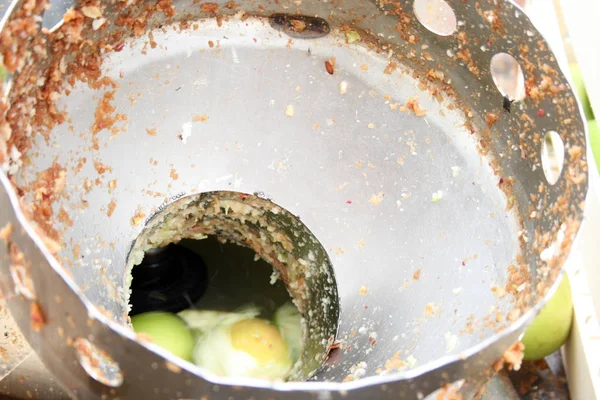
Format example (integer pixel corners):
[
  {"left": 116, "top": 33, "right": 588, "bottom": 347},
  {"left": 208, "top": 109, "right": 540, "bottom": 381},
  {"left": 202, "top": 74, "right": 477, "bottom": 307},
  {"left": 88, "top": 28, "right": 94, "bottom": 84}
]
[
  {"left": 92, "top": 91, "right": 128, "bottom": 135},
  {"left": 94, "top": 161, "right": 112, "bottom": 175},
  {"left": 406, "top": 98, "right": 426, "bottom": 117},
  {"left": 290, "top": 19, "right": 306, "bottom": 33},
  {"left": 165, "top": 361, "right": 182, "bottom": 373},
  {"left": 383, "top": 352, "right": 406, "bottom": 372},
  {"left": 200, "top": 2, "right": 219, "bottom": 13},
  {"left": 30, "top": 301, "right": 46, "bottom": 332},
  {"left": 485, "top": 111, "right": 499, "bottom": 126},
  {"left": 0, "top": 223, "right": 13, "bottom": 243},
  {"left": 285, "top": 104, "right": 294, "bottom": 117},
  {"left": 192, "top": 114, "right": 209, "bottom": 122},
  {"left": 368, "top": 192, "right": 384, "bottom": 205},
  {"left": 502, "top": 341, "right": 525, "bottom": 371},
  {"left": 107, "top": 200, "right": 117, "bottom": 217},
  {"left": 25, "top": 163, "right": 67, "bottom": 241},
  {"left": 383, "top": 62, "right": 398, "bottom": 75},
  {"left": 412, "top": 269, "right": 421, "bottom": 280},
  {"left": 130, "top": 210, "right": 146, "bottom": 227},
  {"left": 325, "top": 60, "right": 334, "bottom": 75},
  {"left": 9, "top": 241, "right": 37, "bottom": 300},
  {"left": 108, "top": 179, "right": 117, "bottom": 193},
  {"left": 435, "top": 383, "right": 463, "bottom": 400}
]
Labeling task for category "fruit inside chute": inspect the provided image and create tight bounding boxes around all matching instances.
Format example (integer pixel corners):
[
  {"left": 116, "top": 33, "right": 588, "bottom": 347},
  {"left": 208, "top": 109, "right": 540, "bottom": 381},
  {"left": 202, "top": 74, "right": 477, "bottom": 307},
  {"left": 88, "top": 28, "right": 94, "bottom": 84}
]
[{"left": 131, "top": 311, "right": 196, "bottom": 362}]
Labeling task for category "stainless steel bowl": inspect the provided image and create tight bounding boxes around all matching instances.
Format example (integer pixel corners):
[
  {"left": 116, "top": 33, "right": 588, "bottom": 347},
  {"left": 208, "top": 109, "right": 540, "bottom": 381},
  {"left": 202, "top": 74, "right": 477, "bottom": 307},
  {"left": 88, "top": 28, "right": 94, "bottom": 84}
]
[{"left": 0, "top": 0, "right": 588, "bottom": 398}]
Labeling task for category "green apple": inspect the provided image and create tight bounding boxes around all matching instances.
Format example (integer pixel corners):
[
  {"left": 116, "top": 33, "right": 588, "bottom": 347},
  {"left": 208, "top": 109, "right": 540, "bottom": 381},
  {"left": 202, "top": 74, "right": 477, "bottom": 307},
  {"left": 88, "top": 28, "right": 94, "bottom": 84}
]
[
  {"left": 522, "top": 275, "right": 573, "bottom": 361},
  {"left": 589, "top": 120, "right": 600, "bottom": 173},
  {"left": 569, "top": 64, "right": 594, "bottom": 121},
  {"left": 131, "top": 311, "right": 195, "bottom": 361}
]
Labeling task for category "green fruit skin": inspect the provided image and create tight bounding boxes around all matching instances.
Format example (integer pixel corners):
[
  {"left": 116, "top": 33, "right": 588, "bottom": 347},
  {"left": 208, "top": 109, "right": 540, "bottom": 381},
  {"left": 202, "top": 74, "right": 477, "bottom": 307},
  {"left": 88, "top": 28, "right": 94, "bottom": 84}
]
[
  {"left": 522, "top": 275, "right": 573, "bottom": 361},
  {"left": 131, "top": 312, "right": 195, "bottom": 362},
  {"left": 589, "top": 120, "right": 600, "bottom": 174},
  {"left": 570, "top": 64, "right": 595, "bottom": 121}
]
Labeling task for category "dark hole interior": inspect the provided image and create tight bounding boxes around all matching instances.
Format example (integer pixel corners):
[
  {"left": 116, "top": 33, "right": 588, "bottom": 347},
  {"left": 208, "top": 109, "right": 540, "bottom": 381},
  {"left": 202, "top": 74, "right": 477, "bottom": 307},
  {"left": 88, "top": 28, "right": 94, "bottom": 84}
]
[{"left": 129, "top": 236, "right": 292, "bottom": 317}]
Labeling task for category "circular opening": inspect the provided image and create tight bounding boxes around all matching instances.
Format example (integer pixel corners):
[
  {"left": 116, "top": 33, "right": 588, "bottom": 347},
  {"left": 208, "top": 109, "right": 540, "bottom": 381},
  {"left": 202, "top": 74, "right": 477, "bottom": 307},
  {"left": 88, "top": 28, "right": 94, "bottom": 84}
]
[
  {"left": 541, "top": 131, "right": 565, "bottom": 185},
  {"left": 413, "top": 0, "right": 457, "bottom": 36},
  {"left": 490, "top": 53, "right": 526, "bottom": 101},
  {"left": 125, "top": 191, "right": 339, "bottom": 382},
  {"left": 74, "top": 338, "right": 124, "bottom": 388}
]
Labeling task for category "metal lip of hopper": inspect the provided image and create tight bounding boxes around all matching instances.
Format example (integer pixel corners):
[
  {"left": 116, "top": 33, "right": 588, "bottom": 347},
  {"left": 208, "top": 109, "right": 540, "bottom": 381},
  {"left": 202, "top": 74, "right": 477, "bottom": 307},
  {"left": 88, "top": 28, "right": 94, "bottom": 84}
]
[{"left": 0, "top": 0, "right": 589, "bottom": 398}]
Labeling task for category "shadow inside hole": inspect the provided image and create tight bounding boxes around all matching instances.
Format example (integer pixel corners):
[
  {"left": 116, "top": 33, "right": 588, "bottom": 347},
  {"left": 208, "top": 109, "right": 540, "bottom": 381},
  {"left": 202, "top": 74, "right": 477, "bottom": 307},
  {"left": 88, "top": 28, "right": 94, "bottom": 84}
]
[{"left": 179, "top": 237, "right": 292, "bottom": 316}]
